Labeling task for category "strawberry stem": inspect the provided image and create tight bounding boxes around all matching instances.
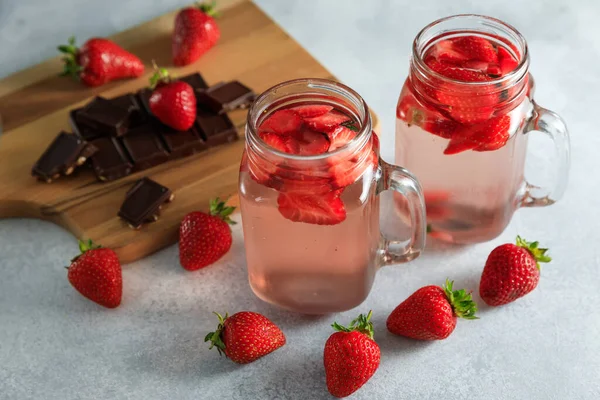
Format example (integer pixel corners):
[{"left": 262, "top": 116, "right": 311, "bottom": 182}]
[
  {"left": 331, "top": 310, "right": 375, "bottom": 340},
  {"left": 205, "top": 312, "right": 229, "bottom": 356},
  {"left": 69, "top": 239, "right": 102, "bottom": 264},
  {"left": 197, "top": 0, "right": 219, "bottom": 17},
  {"left": 209, "top": 197, "right": 236, "bottom": 225},
  {"left": 149, "top": 61, "right": 172, "bottom": 89},
  {"left": 443, "top": 279, "right": 478, "bottom": 320},
  {"left": 516, "top": 235, "right": 551, "bottom": 269},
  {"left": 57, "top": 36, "right": 83, "bottom": 79}
]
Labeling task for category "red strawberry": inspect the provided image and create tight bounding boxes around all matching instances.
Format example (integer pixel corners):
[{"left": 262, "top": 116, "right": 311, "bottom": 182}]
[
  {"left": 444, "top": 115, "right": 511, "bottom": 154},
  {"left": 430, "top": 39, "right": 469, "bottom": 64},
  {"left": 148, "top": 67, "right": 197, "bottom": 131},
  {"left": 304, "top": 110, "right": 351, "bottom": 132},
  {"left": 58, "top": 37, "right": 144, "bottom": 87},
  {"left": 277, "top": 189, "right": 346, "bottom": 225},
  {"left": 426, "top": 57, "right": 491, "bottom": 82},
  {"left": 260, "top": 109, "right": 303, "bottom": 136},
  {"left": 179, "top": 198, "right": 235, "bottom": 271},
  {"left": 259, "top": 132, "right": 300, "bottom": 154},
  {"left": 67, "top": 239, "right": 122, "bottom": 308},
  {"left": 298, "top": 129, "right": 330, "bottom": 155},
  {"left": 173, "top": 1, "right": 220, "bottom": 66},
  {"left": 324, "top": 311, "right": 380, "bottom": 398},
  {"left": 205, "top": 311, "right": 286, "bottom": 364},
  {"left": 480, "top": 236, "right": 551, "bottom": 306},
  {"left": 328, "top": 126, "right": 357, "bottom": 151},
  {"left": 498, "top": 46, "right": 519, "bottom": 75},
  {"left": 451, "top": 36, "right": 499, "bottom": 63},
  {"left": 387, "top": 279, "right": 478, "bottom": 340},
  {"left": 328, "top": 160, "right": 364, "bottom": 189},
  {"left": 289, "top": 104, "right": 333, "bottom": 118}
]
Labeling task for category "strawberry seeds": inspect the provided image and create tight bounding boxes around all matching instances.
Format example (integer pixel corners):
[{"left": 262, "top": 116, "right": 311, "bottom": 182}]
[{"left": 244, "top": 103, "right": 379, "bottom": 225}]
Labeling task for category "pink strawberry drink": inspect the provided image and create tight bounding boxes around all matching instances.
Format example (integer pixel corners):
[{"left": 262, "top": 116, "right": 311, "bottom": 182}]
[
  {"left": 395, "top": 15, "right": 570, "bottom": 244},
  {"left": 240, "top": 79, "right": 426, "bottom": 314}
]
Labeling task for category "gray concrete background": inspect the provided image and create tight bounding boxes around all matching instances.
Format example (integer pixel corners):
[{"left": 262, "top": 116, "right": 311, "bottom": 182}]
[{"left": 1, "top": 0, "right": 599, "bottom": 399}]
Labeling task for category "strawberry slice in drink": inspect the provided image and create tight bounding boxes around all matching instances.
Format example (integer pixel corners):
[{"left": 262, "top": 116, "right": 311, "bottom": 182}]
[
  {"left": 259, "top": 131, "right": 300, "bottom": 154},
  {"left": 277, "top": 189, "right": 346, "bottom": 225},
  {"left": 444, "top": 115, "right": 511, "bottom": 154},
  {"left": 450, "top": 36, "right": 499, "bottom": 64},
  {"left": 429, "top": 40, "right": 469, "bottom": 65},
  {"left": 304, "top": 110, "right": 351, "bottom": 132},
  {"left": 497, "top": 46, "right": 519, "bottom": 75},
  {"left": 297, "top": 129, "right": 330, "bottom": 155},
  {"left": 260, "top": 109, "right": 303, "bottom": 136},
  {"left": 328, "top": 126, "right": 357, "bottom": 151},
  {"left": 289, "top": 104, "right": 333, "bottom": 118}
]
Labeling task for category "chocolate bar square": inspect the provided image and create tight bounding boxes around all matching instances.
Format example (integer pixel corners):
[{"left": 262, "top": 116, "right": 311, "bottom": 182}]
[
  {"left": 70, "top": 108, "right": 103, "bottom": 141},
  {"left": 195, "top": 106, "right": 239, "bottom": 146},
  {"left": 77, "top": 97, "right": 133, "bottom": 137},
  {"left": 120, "top": 124, "right": 170, "bottom": 171},
  {"left": 157, "top": 124, "right": 208, "bottom": 159},
  {"left": 196, "top": 81, "right": 256, "bottom": 114},
  {"left": 136, "top": 89, "right": 153, "bottom": 117},
  {"left": 110, "top": 94, "right": 145, "bottom": 126},
  {"left": 32, "top": 132, "right": 97, "bottom": 182},
  {"left": 90, "top": 137, "right": 133, "bottom": 182},
  {"left": 118, "top": 177, "right": 173, "bottom": 229}
]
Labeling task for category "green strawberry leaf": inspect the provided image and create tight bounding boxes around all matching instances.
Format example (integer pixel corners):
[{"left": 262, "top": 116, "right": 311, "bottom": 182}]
[
  {"left": 443, "top": 279, "right": 478, "bottom": 320},
  {"left": 332, "top": 310, "right": 374, "bottom": 339},
  {"left": 516, "top": 235, "right": 552, "bottom": 269}
]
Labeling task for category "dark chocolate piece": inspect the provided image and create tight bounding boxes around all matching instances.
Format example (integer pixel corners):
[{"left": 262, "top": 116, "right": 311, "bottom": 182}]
[
  {"left": 157, "top": 124, "right": 208, "bottom": 158},
  {"left": 70, "top": 108, "right": 103, "bottom": 141},
  {"left": 179, "top": 73, "right": 209, "bottom": 90},
  {"left": 77, "top": 97, "right": 133, "bottom": 137},
  {"left": 89, "top": 137, "right": 133, "bottom": 182},
  {"left": 195, "top": 106, "right": 239, "bottom": 146},
  {"left": 136, "top": 88, "right": 153, "bottom": 117},
  {"left": 110, "top": 94, "right": 145, "bottom": 126},
  {"left": 32, "top": 132, "right": 97, "bottom": 182},
  {"left": 196, "top": 81, "right": 256, "bottom": 114},
  {"left": 118, "top": 177, "right": 173, "bottom": 229},
  {"left": 120, "top": 124, "right": 170, "bottom": 171}
]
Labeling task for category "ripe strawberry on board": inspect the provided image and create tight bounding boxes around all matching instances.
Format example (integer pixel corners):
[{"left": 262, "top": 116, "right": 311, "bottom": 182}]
[
  {"left": 149, "top": 66, "right": 197, "bottom": 131},
  {"left": 324, "top": 311, "right": 380, "bottom": 398},
  {"left": 480, "top": 236, "right": 552, "bottom": 306},
  {"left": 58, "top": 37, "right": 144, "bottom": 87},
  {"left": 205, "top": 311, "right": 286, "bottom": 364},
  {"left": 179, "top": 198, "right": 235, "bottom": 271},
  {"left": 173, "top": 1, "right": 221, "bottom": 66},
  {"left": 387, "top": 279, "right": 478, "bottom": 340},
  {"left": 67, "top": 239, "right": 122, "bottom": 309}
]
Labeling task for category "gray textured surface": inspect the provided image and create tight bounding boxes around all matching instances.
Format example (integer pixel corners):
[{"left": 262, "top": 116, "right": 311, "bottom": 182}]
[{"left": 1, "top": 0, "right": 600, "bottom": 399}]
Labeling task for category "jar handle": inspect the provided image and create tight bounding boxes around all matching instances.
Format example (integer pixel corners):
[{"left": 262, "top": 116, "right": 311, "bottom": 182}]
[
  {"left": 520, "top": 102, "right": 571, "bottom": 207},
  {"left": 377, "top": 160, "right": 426, "bottom": 265}
]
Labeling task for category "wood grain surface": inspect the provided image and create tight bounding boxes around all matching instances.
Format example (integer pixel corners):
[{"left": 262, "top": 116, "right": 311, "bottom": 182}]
[{"left": 0, "top": 0, "right": 378, "bottom": 263}]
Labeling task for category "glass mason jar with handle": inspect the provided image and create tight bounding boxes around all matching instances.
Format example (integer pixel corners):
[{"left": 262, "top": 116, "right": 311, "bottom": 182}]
[
  {"left": 239, "top": 78, "right": 426, "bottom": 314},
  {"left": 395, "top": 15, "right": 570, "bottom": 244}
]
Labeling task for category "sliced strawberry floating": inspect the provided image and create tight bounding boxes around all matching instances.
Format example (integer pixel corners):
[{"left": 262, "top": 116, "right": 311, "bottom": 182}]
[
  {"left": 430, "top": 40, "right": 469, "bottom": 65},
  {"left": 289, "top": 104, "right": 333, "bottom": 118},
  {"left": 422, "top": 118, "right": 460, "bottom": 139},
  {"left": 304, "top": 111, "right": 350, "bottom": 132},
  {"left": 260, "top": 109, "right": 303, "bottom": 136},
  {"left": 450, "top": 36, "right": 498, "bottom": 64},
  {"left": 298, "top": 129, "right": 330, "bottom": 156},
  {"left": 443, "top": 135, "right": 478, "bottom": 155},
  {"left": 426, "top": 58, "right": 491, "bottom": 82},
  {"left": 472, "top": 115, "right": 511, "bottom": 152},
  {"left": 497, "top": 46, "right": 519, "bottom": 75},
  {"left": 278, "top": 175, "right": 332, "bottom": 195},
  {"left": 328, "top": 160, "right": 364, "bottom": 189},
  {"left": 327, "top": 126, "right": 357, "bottom": 151},
  {"left": 259, "top": 131, "right": 300, "bottom": 154},
  {"left": 277, "top": 189, "right": 346, "bottom": 225}
]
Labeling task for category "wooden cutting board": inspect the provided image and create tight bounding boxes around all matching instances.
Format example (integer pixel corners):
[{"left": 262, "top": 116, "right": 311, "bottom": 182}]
[{"left": 0, "top": 0, "right": 379, "bottom": 263}]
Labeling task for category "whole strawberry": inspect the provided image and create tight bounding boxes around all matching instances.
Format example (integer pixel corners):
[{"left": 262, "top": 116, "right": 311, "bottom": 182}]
[
  {"left": 179, "top": 197, "right": 235, "bottom": 270},
  {"left": 324, "top": 311, "right": 380, "bottom": 398},
  {"left": 149, "top": 66, "right": 197, "bottom": 131},
  {"left": 58, "top": 36, "right": 144, "bottom": 87},
  {"left": 173, "top": 1, "right": 221, "bottom": 66},
  {"left": 387, "top": 279, "right": 477, "bottom": 340},
  {"left": 480, "top": 236, "right": 551, "bottom": 306},
  {"left": 67, "top": 239, "right": 122, "bottom": 308},
  {"left": 205, "top": 311, "right": 286, "bottom": 364}
]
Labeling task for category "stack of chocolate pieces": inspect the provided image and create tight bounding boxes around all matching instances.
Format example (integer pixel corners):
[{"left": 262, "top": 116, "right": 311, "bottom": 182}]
[{"left": 32, "top": 73, "right": 256, "bottom": 183}]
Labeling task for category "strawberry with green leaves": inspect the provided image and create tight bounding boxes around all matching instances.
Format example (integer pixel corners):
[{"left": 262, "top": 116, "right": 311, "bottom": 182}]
[
  {"left": 205, "top": 311, "right": 286, "bottom": 364},
  {"left": 148, "top": 66, "right": 197, "bottom": 131},
  {"left": 179, "top": 198, "right": 235, "bottom": 271},
  {"left": 58, "top": 36, "right": 144, "bottom": 87},
  {"left": 67, "top": 239, "right": 122, "bottom": 308},
  {"left": 173, "top": 1, "right": 221, "bottom": 66},
  {"left": 480, "top": 236, "right": 551, "bottom": 306},
  {"left": 324, "top": 311, "right": 380, "bottom": 398},
  {"left": 387, "top": 279, "right": 478, "bottom": 340}
]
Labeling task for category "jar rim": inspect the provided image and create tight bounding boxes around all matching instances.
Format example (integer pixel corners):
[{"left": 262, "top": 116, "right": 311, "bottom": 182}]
[
  {"left": 411, "top": 14, "right": 529, "bottom": 87},
  {"left": 245, "top": 78, "right": 372, "bottom": 162}
]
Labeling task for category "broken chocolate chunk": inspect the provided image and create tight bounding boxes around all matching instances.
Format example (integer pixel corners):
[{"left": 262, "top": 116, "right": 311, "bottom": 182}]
[
  {"left": 32, "top": 132, "right": 97, "bottom": 182},
  {"left": 157, "top": 124, "right": 208, "bottom": 158},
  {"left": 121, "top": 124, "right": 170, "bottom": 171},
  {"left": 118, "top": 177, "right": 174, "bottom": 229},
  {"left": 195, "top": 106, "right": 239, "bottom": 146},
  {"left": 196, "top": 81, "right": 256, "bottom": 114},
  {"left": 89, "top": 137, "right": 133, "bottom": 182},
  {"left": 77, "top": 96, "right": 133, "bottom": 137}
]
